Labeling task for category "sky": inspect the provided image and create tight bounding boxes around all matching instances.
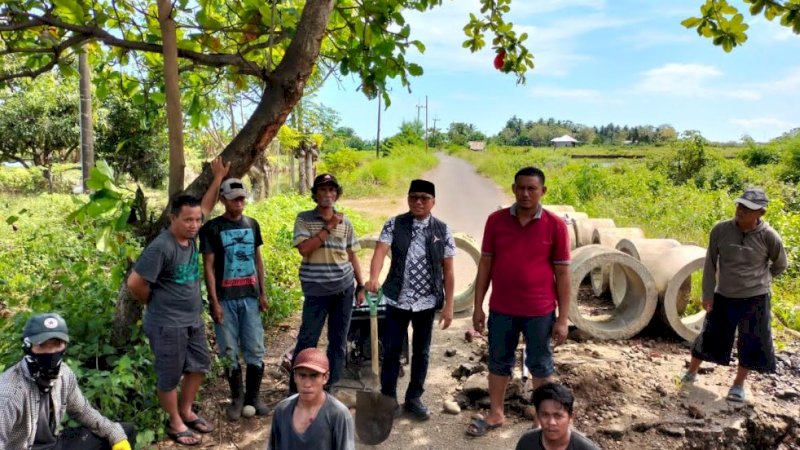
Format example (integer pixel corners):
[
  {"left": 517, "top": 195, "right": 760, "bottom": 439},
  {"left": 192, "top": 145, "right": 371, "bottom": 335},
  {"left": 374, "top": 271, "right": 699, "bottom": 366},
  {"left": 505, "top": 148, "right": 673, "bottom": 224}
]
[{"left": 316, "top": 0, "right": 800, "bottom": 143}]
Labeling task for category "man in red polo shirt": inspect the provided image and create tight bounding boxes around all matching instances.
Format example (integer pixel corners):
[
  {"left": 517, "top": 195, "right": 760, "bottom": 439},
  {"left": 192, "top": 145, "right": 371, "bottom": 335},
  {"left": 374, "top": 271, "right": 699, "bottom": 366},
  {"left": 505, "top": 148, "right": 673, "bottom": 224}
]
[{"left": 466, "top": 166, "right": 571, "bottom": 437}]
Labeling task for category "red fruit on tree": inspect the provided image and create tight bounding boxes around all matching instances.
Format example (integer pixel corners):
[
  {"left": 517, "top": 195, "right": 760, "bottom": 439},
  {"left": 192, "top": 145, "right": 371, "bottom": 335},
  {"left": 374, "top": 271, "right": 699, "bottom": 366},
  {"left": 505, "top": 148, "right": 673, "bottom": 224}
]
[{"left": 493, "top": 50, "right": 506, "bottom": 70}]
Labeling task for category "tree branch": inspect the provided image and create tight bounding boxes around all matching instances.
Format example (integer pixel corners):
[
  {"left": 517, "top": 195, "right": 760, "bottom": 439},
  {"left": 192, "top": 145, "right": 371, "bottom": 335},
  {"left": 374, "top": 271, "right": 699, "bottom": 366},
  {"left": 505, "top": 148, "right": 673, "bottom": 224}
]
[{"left": 8, "top": 12, "right": 267, "bottom": 78}]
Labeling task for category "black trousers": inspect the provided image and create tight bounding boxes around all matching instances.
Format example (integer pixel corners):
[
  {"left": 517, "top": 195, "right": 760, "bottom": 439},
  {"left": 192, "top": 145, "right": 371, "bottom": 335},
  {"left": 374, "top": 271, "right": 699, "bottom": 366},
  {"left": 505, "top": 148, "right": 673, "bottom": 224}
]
[
  {"left": 54, "top": 422, "right": 135, "bottom": 450},
  {"left": 380, "top": 305, "right": 435, "bottom": 401}
]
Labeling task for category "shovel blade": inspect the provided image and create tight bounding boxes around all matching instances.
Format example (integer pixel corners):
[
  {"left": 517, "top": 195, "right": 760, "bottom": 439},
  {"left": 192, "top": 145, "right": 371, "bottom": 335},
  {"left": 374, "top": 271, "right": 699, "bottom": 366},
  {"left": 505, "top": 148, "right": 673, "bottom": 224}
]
[{"left": 356, "top": 390, "right": 397, "bottom": 445}]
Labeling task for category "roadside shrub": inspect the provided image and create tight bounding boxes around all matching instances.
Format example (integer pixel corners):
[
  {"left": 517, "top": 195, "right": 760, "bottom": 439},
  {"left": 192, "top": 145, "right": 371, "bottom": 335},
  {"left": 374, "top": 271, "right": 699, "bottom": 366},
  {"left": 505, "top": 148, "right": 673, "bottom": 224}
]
[
  {"left": 663, "top": 132, "right": 708, "bottom": 185},
  {"left": 319, "top": 147, "right": 363, "bottom": 175},
  {"left": 0, "top": 164, "right": 79, "bottom": 194},
  {"left": 780, "top": 143, "right": 800, "bottom": 183},
  {"left": 740, "top": 145, "right": 780, "bottom": 167}
]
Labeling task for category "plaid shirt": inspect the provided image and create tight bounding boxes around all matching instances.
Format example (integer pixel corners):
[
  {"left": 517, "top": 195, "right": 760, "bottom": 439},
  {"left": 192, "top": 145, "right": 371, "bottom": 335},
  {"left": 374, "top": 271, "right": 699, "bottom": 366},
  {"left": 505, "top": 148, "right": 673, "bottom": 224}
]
[{"left": 0, "top": 360, "right": 126, "bottom": 449}]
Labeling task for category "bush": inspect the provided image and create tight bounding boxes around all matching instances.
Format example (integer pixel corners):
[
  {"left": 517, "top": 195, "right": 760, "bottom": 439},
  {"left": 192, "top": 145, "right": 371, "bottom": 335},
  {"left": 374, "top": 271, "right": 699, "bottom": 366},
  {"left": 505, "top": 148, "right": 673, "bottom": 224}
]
[
  {"left": 0, "top": 164, "right": 80, "bottom": 194},
  {"left": 740, "top": 145, "right": 780, "bottom": 167},
  {"left": 319, "top": 147, "right": 363, "bottom": 176}
]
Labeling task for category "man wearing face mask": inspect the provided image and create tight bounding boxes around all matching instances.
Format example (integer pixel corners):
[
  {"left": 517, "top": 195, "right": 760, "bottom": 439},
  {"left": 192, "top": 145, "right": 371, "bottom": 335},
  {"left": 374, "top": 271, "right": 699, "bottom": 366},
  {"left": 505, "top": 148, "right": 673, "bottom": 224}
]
[{"left": 0, "top": 312, "right": 135, "bottom": 450}]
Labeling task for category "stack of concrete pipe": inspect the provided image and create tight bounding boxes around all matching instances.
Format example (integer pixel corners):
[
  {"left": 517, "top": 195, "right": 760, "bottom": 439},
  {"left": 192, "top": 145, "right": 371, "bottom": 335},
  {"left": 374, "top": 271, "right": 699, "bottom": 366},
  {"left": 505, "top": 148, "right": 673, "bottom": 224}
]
[{"left": 541, "top": 206, "right": 707, "bottom": 342}]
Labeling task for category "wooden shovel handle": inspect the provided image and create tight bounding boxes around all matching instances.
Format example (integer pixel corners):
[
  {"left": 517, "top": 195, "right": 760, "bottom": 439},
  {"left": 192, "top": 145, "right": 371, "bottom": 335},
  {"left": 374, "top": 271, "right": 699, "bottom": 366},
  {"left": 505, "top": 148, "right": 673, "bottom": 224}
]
[{"left": 370, "top": 314, "right": 379, "bottom": 380}]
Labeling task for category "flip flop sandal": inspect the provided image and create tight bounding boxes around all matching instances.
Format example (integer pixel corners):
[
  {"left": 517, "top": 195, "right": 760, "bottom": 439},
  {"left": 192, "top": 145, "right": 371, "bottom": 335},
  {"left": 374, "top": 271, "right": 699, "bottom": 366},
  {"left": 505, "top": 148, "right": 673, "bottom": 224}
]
[
  {"left": 184, "top": 416, "right": 214, "bottom": 433},
  {"left": 726, "top": 385, "right": 746, "bottom": 402},
  {"left": 466, "top": 417, "right": 502, "bottom": 437},
  {"left": 167, "top": 428, "right": 200, "bottom": 446}
]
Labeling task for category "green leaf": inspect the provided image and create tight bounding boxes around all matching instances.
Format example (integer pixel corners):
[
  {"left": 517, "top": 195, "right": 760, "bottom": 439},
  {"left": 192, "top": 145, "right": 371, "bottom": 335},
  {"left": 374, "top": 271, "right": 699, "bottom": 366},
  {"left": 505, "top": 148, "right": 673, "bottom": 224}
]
[
  {"left": 86, "top": 167, "right": 111, "bottom": 191},
  {"left": 58, "top": 63, "right": 78, "bottom": 78},
  {"left": 114, "top": 208, "right": 130, "bottom": 231},
  {"left": 96, "top": 160, "right": 115, "bottom": 179},
  {"left": 6, "top": 216, "right": 18, "bottom": 225},
  {"left": 407, "top": 63, "right": 423, "bottom": 76},
  {"left": 151, "top": 91, "right": 166, "bottom": 104},
  {"left": 52, "top": 0, "right": 85, "bottom": 22},
  {"left": 681, "top": 17, "right": 703, "bottom": 28},
  {"left": 86, "top": 196, "right": 119, "bottom": 216}
]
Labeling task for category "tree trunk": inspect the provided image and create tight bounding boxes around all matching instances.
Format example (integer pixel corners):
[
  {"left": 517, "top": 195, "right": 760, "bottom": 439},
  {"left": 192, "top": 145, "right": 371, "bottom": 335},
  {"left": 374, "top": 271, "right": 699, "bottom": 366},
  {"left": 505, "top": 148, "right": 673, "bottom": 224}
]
[
  {"left": 248, "top": 150, "right": 271, "bottom": 200},
  {"left": 111, "top": 273, "right": 142, "bottom": 347},
  {"left": 296, "top": 141, "right": 308, "bottom": 195},
  {"left": 305, "top": 143, "right": 315, "bottom": 190},
  {"left": 157, "top": 0, "right": 185, "bottom": 199},
  {"left": 113, "top": 0, "right": 336, "bottom": 336},
  {"left": 78, "top": 43, "right": 94, "bottom": 193}
]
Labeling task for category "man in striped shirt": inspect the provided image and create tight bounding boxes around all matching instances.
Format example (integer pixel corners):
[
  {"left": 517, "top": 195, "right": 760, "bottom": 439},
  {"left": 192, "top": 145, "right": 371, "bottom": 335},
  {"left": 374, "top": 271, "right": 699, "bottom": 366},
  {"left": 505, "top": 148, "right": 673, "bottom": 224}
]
[{"left": 290, "top": 173, "right": 366, "bottom": 392}]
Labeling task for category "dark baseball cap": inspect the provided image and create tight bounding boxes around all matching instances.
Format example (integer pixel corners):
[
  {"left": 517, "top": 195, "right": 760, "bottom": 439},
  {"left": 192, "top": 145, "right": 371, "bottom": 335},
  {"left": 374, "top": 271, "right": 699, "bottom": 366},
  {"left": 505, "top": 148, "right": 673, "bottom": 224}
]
[
  {"left": 734, "top": 188, "right": 769, "bottom": 211},
  {"left": 23, "top": 313, "right": 69, "bottom": 346},
  {"left": 313, "top": 173, "right": 340, "bottom": 189}
]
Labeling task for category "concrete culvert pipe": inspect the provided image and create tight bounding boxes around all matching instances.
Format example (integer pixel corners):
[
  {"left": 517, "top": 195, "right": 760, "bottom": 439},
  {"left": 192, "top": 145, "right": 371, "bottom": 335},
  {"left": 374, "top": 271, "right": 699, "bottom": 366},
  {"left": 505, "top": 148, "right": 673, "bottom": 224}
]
[
  {"left": 640, "top": 245, "right": 706, "bottom": 342},
  {"left": 358, "top": 233, "right": 482, "bottom": 314},
  {"left": 542, "top": 204, "right": 576, "bottom": 213},
  {"left": 551, "top": 212, "right": 588, "bottom": 250},
  {"left": 574, "top": 218, "right": 615, "bottom": 248},
  {"left": 452, "top": 232, "right": 481, "bottom": 313},
  {"left": 589, "top": 227, "right": 645, "bottom": 297},
  {"left": 552, "top": 211, "right": 589, "bottom": 221},
  {"left": 610, "top": 238, "right": 682, "bottom": 305},
  {"left": 569, "top": 245, "right": 658, "bottom": 340}
]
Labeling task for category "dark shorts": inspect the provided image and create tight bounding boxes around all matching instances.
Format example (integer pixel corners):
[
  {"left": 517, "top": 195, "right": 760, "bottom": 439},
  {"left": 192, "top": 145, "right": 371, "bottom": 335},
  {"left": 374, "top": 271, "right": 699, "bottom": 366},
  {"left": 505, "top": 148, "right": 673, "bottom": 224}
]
[
  {"left": 488, "top": 311, "right": 555, "bottom": 378},
  {"left": 692, "top": 293, "right": 776, "bottom": 373},
  {"left": 144, "top": 322, "right": 211, "bottom": 391}
]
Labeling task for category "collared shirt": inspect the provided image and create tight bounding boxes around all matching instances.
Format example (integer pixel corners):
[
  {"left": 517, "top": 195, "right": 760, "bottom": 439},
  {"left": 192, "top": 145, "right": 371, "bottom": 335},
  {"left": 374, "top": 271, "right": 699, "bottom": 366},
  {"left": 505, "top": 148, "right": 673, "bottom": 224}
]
[
  {"left": 481, "top": 203, "right": 571, "bottom": 317},
  {"left": 293, "top": 208, "right": 361, "bottom": 296},
  {"left": 378, "top": 215, "right": 456, "bottom": 312},
  {"left": 0, "top": 361, "right": 127, "bottom": 449}
]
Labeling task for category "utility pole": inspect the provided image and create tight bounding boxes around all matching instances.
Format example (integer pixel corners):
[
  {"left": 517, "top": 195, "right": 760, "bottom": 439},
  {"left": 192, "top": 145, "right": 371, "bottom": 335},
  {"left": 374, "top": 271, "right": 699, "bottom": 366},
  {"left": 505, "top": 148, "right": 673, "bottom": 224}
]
[
  {"left": 425, "top": 95, "right": 429, "bottom": 152},
  {"left": 416, "top": 100, "right": 425, "bottom": 127},
  {"left": 376, "top": 92, "right": 382, "bottom": 158}
]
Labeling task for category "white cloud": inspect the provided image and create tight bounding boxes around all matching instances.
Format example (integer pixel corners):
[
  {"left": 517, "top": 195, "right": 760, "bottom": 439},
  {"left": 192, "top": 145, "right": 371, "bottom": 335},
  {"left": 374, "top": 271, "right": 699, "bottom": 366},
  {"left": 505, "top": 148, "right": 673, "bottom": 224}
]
[
  {"left": 730, "top": 117, "right": 797, "bottom": 132},
  {"left": 635, "top": 63, "right": 761, "bottom": 99}
]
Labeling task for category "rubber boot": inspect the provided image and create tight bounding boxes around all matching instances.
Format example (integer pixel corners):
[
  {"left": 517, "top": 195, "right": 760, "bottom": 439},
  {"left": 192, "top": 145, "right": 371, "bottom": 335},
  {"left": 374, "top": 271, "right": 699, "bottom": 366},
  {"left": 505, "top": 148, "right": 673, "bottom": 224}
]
[
  {"left": 245, "top": 364, "right": 269, "bottom": 416},
  {"left": 225, "top": 365, "right": 245, "bottom": 421}
]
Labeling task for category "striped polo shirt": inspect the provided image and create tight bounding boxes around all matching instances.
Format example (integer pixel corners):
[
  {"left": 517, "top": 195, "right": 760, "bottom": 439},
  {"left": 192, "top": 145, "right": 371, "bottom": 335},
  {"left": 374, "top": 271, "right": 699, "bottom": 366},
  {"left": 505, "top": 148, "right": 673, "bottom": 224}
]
[{"left": 293, "top": 208, "right": 361, "bottom": 296}]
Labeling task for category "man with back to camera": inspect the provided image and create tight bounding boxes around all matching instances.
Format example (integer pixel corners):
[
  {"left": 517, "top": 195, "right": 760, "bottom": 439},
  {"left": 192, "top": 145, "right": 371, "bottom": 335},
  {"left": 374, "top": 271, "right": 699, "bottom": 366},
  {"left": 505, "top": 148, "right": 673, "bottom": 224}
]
[
  {"left": 467, "top": 166, "right": 571, "bottom": 437},
  {"left": 515, "top": 382, "right": 600, "bottom": 450},
  {"left": 681, "top": 187, "right": 788, "bottom": 402},
  {"left": 290, "top": 173, "right": 366, "bottom": 393},
  {"left": 268, "top": 348, "right": 355, "bottom": 450},
  {"left": 0, "top": 312, "right": 135, "bottom": 450},
  {"left": 126, "top": 157, "right": 230, "bottom": 445},
  {"left": 200, "top": 177, "right": 269, "bottom": 420},
  {"left": 365, "top": 179, "right": 456, "bottom": 420}
]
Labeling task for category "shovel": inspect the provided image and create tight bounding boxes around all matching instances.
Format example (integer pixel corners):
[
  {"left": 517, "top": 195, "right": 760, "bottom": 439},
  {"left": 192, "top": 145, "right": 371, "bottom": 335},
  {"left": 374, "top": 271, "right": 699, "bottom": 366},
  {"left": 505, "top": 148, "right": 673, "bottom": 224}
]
[{"left": 356, "top": 290, "right": 397, "bottom": 445}]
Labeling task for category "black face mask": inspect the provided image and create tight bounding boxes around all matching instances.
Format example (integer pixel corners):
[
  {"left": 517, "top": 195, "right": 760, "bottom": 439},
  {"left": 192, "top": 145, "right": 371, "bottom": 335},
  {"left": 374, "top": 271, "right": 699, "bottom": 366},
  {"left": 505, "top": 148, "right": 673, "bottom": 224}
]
[{"left": 24, "top": 350, "right": 65, "bottom": 392}]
